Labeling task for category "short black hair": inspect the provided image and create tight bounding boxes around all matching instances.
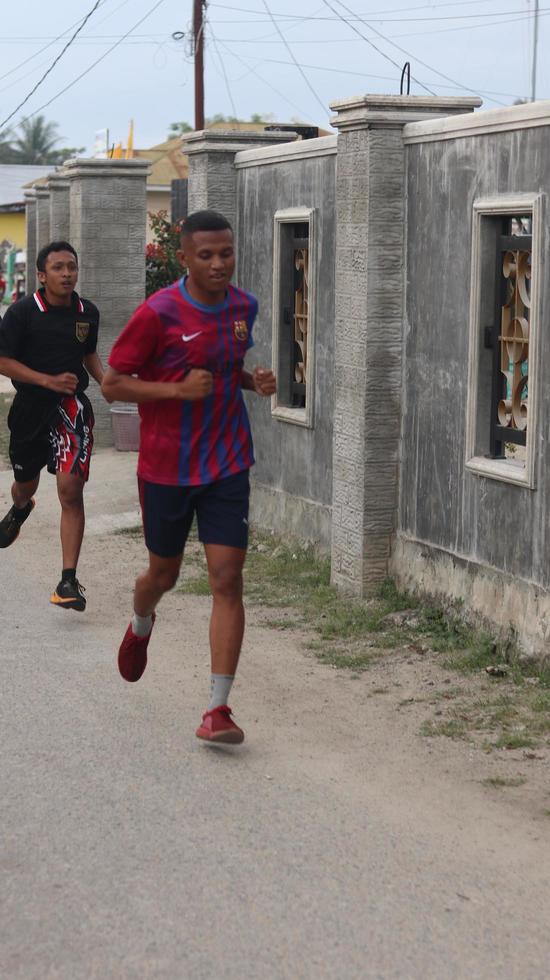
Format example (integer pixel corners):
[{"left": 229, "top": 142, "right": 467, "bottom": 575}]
[
  {"left": 180, "top": 210, "right": 232, "bottom": 242},
  {"left": 36, "top": 241, "right": 78, "bottom": 273}
]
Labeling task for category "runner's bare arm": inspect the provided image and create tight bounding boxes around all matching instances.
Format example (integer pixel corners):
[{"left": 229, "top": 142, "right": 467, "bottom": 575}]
[
  {"left": 83, "top": 352, "right": 105, "bottom": 385},
  {"left": 0, "top": 357, "right": 78, "bottom": 395},
  {"left": 241, "top": 367, "right": 277, "bottom": 396},
  {"left": 101, "top": 365, "right": 213, "bottom": 404}
]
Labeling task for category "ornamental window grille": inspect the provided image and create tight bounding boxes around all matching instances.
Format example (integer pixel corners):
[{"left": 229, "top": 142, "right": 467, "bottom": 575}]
[
  {"left": 487, "top": 215, "right": 531, "bottom": 461},
  {"left": 272, "top": 213, "right": 314, "bottom": 421}
]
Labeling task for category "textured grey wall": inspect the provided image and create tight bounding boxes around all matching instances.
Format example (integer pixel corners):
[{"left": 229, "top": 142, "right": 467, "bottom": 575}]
[
  {"left": 66, "top": 158, "right": 149, "bottom": 445},
  {"left": 48, "top": 175, "right": 70, "bottom": 242},
  {"left": 35, "top": 188, "right": 50, "bottom": 257},
  {"left": 24, "top": 193, "right": 37, "bottom": 294},
  {"left": 236, "top": 153, "right": 337, "bottom": 547},
  {"left": 401, "top": 129, "right": 550, "bottom": 589}
]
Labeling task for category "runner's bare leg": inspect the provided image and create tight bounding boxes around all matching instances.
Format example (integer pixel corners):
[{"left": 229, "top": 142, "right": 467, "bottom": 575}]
[
  {"left": 56, "top": 472, "right": 85, "bottom": 568},
  {"left": 11, "top": 475, "right": 40, "bottom": 509},
  {"left": 204, "top": 543, "right": 247, "bottom": 675}
]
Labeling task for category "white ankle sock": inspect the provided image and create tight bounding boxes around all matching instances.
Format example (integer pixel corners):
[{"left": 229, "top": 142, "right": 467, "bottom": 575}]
[
  {"left": 131, "top": 612, "right": 153, "bottom": 638},
  {"left": 209, "top": 674, "right": 235, "bottom": 709}
]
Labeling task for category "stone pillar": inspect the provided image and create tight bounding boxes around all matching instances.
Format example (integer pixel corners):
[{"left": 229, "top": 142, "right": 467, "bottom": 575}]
[
  {"left": 34, "top": 186, "right": 51, "bottom": 254},
  {"left": 329, "top": 95, "right": 481, "bottom": 595},
  {"left": 24, "top": 190, "right": 37, "bottom": 295},
  {"left": 48, "top": 171, "right": 71, "bottom": 241},
  {"left": 181, "top": 130, "right": 296, "bottom": 228},
  {"left": 64, "top": 157, "right": 150, "bottom": 445}
]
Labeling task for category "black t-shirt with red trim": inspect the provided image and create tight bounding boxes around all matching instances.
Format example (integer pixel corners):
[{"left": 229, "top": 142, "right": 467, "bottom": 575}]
[{"left": 0, "top": 288, "right": 99, "bottom": 439}]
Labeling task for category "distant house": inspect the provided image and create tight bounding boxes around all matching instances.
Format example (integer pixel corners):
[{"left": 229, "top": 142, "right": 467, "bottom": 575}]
[
  {"left": 132, "top": 137, "right": 188, "bottom": 240},
  {"left": 0, "top": 164, "right": 52, "bottom": 249}
]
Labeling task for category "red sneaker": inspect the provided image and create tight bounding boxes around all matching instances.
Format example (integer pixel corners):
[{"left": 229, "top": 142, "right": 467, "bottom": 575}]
[
  {"left": 196, "top": 705, "right": 244, "bottom": 744},
  {"left": 118, "top": 613, "right": 156, "bottom": 683}
]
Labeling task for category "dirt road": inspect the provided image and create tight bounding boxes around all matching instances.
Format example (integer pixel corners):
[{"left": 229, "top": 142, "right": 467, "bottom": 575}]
[{"left": 1, "top": 449, "right": 549, "bottom": 979}]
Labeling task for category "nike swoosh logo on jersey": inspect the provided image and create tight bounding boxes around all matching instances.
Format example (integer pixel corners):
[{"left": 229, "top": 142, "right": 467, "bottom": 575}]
[{"left": 181, "top": 332, "right": 202, "bottom": 342}]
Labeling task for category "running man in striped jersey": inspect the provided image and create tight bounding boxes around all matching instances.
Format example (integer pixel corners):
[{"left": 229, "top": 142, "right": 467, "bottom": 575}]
[
  {"left": 0, "top": 241, "right": 104, "bottom": 610},
  {"left": 102, "top": 210, "right": 276, "bottom": 744}
]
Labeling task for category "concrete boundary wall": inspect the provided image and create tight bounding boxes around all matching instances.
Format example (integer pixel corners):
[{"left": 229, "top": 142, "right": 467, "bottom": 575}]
[{"left": 397, "top": 99, "right": 550, "bottom": 655}]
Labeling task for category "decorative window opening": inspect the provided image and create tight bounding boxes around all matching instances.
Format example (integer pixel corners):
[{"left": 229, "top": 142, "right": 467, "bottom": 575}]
[
  {"left": 271, "top": 208, "right": 316, "bottom": 427},
  {"left": 487, "top": 215, "right": 531, "bottom": 463},
  {"left": 465, "top": 195, "right": 542, "bottom": 489}
]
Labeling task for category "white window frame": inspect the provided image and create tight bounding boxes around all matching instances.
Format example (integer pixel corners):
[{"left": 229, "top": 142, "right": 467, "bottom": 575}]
[
  {"left": 465, "top": 193, "right": 544, "bottom": 489},
  {"left": 271, "top": 207, "right": 316, "bottom": 428}
]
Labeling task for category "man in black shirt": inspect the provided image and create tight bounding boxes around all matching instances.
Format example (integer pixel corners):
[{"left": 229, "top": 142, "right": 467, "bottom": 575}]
[{"left": 0, "top": 241, "right": 104, "bottom": 610}]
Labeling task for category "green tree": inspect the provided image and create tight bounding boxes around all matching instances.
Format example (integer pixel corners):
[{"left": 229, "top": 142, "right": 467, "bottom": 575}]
[
  {"left": 0, "top": 128, "right": 16, "bottom": 163},
  {"left": 168, "top": 113, "right": 275, "bottom": 139},
  {"left": 10, "top": 116, "right": 62, "bottom": 164},
  {"left": 168, "top": 121, "right": 193, "bottom": 138},
  {"left": 46, "top": 145, "right": 86, "bottom": 165}
]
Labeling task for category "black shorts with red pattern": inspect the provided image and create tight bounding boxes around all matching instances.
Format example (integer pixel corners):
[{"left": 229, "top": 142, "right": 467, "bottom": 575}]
[{"left": 9, "top": 393, "right": 95, "bottom": 483}]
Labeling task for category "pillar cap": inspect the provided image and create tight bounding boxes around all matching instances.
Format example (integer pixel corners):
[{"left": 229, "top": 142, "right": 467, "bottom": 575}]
[
  {"left": 63, "top": 157, "right": 151, "bottom": 179},
  {"left": 34, "top": 185, "right": 51, "bottom": 199},
  {"left": 182, "top": 129, "right": 298, "bottom": 155},
  {"left": 329, "top": 93, "right": 482, "bottom": 130},
  {"left": 47, "top": 173, "right": 70, "bottom": 190}
]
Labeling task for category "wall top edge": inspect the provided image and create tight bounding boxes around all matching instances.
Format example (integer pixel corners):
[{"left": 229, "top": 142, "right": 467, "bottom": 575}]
[
  {"left": 235, "top": 134, "right": 337, "bottom": 168},
  {"left": 63, "top": 157, "right": 152, "bottom": 177},
  {"left": 330, "top": 94, "right": 482, "bottom": 111},
  {"left": 182, "top": 130, "right": 298, "bottom": 155},
  {"left": 329, "top": 93, "right": 481, "bottom": 129},
  {"left": 403, "top": 99, "right": 550, "bottom": 143}
]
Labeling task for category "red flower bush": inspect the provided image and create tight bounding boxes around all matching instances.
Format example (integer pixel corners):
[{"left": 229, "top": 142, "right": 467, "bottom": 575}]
[{"left": 145, "top": 211, "right": 185, "bottom": 296}]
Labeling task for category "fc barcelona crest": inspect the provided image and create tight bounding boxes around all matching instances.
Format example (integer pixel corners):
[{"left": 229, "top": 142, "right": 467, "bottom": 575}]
[
  {"left": 76, "top": 321, "right": 90, "bottom": 343},
  {"left": 234, "top": 320, "right": 248, "bottom": 341}
]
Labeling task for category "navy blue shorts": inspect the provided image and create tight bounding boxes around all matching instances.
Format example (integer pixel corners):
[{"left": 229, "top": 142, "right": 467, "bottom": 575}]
[{"left": 139, "top": 470, "right": 250, "bottom": 558}]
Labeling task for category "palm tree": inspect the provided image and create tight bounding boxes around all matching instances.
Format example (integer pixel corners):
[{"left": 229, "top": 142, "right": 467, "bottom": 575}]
[
  {"left": 11, "top": 116, "right": 62, "bottom": 164},
  {"left": 0, "top": 127, "right": 15, "bottom": 163}
]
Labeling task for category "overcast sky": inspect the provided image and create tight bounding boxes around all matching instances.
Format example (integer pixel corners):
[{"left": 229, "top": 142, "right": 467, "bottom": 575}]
[{"left": 1, "top": 0, "right": 547, "bottom": 153}]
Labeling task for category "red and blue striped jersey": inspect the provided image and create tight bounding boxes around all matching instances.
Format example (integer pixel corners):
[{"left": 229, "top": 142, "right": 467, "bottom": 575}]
[{"left": 108, "top": 277, "right": 258, "bottom": 486}]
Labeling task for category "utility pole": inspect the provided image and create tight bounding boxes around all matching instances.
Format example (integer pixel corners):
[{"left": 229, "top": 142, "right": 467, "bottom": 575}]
[
  {"left": 194, "top": 0, "right": 206, "bottom": 129},
  {"left": 531, "top": 0, "right": 540, "bottom": 102}
]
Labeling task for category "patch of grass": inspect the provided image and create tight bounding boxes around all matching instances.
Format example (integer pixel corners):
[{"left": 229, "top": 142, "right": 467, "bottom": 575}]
[
  {"left": 181, "top": 576, "right": 211, "bottom": 596},
  {"left": 494, "top": 732, "right": 537, "bottom": 750},
  {"left": 315, "top": 648, "right": 374, "bottom": 671},
  {"left": 442, "top": 640, "right": 499, "bottom": 673},
  {"left": 432, "top": 687, "right": 465, "bottom": 701},
  {"left": 420, "top": 719, "right": 470, "bottom": 740},
  {"left": 376, "top": 578, "right": 420, "bottom": 611},
  {"left": 481, "top": 776, "right": 527, "bottom": 788}
]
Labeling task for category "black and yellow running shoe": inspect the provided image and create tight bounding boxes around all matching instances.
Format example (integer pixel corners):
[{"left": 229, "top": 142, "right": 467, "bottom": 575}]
[
  {"left": 0, "top": 499, "right": 35, "bottom": 548},
  {"left": 50, "top": 577, "right": 86, "bottom": 612}
]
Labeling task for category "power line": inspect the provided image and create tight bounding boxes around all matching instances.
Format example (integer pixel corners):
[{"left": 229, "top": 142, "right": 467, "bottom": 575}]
[
  {"left": 320, "top": 0, "right": 435, "bottom": 94},
  {"left": 217, "top": 7, "right": 550, "bottom": 44},
  {"left": 261, "top": 0, "right": 329, "bottom": 118},
  {"left": 207, "top": 0, "right": 519, "bottom": 15},
  {"left": 254, "top": 56, "right": 527, "bottom": 101},
  {"left": 207, "top": 24, "right": 239, "bottom": 118},
  {"left": 1, "top": 0, "right": 104, "bottom": 129},
  {"left": 0, "top": 9, "right": 106, "bottom": 84},
  {"left": 9, "top": 0, "right": 167, "bottom": 130},
  {"left": 185, "top": 5, "right": 550, "bottom": 22},
  {"left": 216, "top": 37, "right": 313, "bottom": 119},
  {"left": 325, "top": 0, "right": 506, "bottom": 105}
]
